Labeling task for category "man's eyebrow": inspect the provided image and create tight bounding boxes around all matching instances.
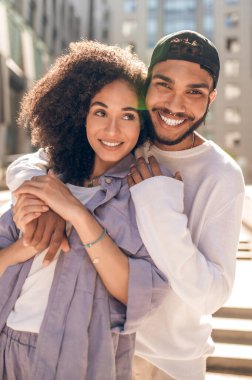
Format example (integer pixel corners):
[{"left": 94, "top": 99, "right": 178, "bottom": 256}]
[
  {"left": 90, "top": 101, "right": 108, "bottom": 108},
  {"left": 187, "top": 83, "right": 210, "bottom": 90},
  {"left": 152, "top": 74, "right": 175, "bottom": 84},
  {"left": 152, "top": 74, "right": 211, "bottom": 90}
]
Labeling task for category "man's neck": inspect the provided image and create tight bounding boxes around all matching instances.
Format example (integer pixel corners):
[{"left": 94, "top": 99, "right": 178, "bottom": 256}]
[{"left": 153, "top": 132, "right": 206, "bottom": 151}]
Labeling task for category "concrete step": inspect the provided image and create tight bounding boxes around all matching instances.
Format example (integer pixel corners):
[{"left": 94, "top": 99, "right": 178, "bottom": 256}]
[
  {"left": 214, "top": 307, "right": 252, "bottom": 320},
  {"left": 206, "top": 373, "right": 252, "bottom": 379},
  {"left": 212, "top": 317, "right": 252, "bottom": 345},
  {"left": 207, "top": 343, "right": 252, "bottom": 376}
]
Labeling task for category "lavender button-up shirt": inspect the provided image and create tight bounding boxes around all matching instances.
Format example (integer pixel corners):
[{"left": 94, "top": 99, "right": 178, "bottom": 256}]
[{"left": 0, "top": 154, "right": 169, "bottom": 380}]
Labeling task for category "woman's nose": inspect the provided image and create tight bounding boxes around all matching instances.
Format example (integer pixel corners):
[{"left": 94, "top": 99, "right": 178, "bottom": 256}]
[{"left": 105, "top": 117, "right": 118, "bottom": 135}]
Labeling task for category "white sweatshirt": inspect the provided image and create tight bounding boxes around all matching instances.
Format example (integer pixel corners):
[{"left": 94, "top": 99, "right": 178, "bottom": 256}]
[
  {"left": 6, "top": 141, "right": 245, "bottom": 379},
  {"left": 131, "top": 140, "right": 245, "bottom": 379}
]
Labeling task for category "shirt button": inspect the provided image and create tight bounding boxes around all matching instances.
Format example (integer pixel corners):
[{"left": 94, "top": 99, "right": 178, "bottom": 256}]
[{"left": 105, "top": 178, "right": 112, "bottom": 184}]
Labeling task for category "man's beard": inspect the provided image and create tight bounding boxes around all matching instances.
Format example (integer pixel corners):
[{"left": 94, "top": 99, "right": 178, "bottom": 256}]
[{"left": 146, "top": 105, "right": 209, "bottom": 147}]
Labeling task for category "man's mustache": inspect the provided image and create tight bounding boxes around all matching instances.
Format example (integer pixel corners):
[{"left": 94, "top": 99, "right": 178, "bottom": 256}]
[{"left": 152, "top": 107, "right": 194, "bottom": 121}]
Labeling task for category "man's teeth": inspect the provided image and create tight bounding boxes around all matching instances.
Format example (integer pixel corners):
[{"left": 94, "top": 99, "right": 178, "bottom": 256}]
[
  {"left": 160, "top": 114, "right": 185, "bottom": 126},
  {"left": 101, "top": 140, "right": 122, "bottom": 147}
]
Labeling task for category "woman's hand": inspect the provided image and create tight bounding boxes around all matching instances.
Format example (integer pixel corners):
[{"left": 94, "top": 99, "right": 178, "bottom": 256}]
[
  {"left": 13, "top": 173, "right": 84, "bottom": 225},
  {"left": 13, "top": 194, "right": 49, "bottom": 232},
  {"left": 0, "top": 237, "right": 39, "bottom": 276}
]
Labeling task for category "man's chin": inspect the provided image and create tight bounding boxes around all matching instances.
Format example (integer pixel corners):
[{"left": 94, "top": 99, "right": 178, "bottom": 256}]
[{"left": 149, "top": 115, "right": 207, "bottom": 147}]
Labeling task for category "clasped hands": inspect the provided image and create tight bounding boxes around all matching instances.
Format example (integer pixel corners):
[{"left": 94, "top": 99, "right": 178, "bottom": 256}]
[
  {"left": 12, "top": 157, "right": 181, "bottom": 264},
  {"left": 12, "top": 172, "right": 78, "bottom": 263}
]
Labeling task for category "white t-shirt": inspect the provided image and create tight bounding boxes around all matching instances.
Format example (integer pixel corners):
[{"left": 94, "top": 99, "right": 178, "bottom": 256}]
[
  {"left": 131, "top": 140, "right": 245, "bottom": 380},
  {"left": 7, "top": 184, "right": 100, "bottom": 333}
]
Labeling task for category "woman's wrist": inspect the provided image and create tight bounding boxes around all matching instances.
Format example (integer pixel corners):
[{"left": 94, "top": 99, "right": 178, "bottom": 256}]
[{"left": 69, "top": 202, "right": 91, "bottom": 228}]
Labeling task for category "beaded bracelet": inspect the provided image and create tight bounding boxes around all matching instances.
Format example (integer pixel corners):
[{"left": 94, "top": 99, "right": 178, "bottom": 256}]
[{"left": 83, "top": 228, "right": 107, "bottom": 249}]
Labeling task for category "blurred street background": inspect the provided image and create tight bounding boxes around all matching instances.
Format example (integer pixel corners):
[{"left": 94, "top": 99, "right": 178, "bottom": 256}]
[
  {"left": 0, "top": 0, "right": 252, "bottom": 378},
  {"left": 0, "top": 0, "right": 252, "bottom": 187}
]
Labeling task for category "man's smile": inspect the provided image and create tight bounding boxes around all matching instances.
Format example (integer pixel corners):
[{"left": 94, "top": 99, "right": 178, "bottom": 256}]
[{"left": 158, "top": 112, "right": 185, "bottom": 126}]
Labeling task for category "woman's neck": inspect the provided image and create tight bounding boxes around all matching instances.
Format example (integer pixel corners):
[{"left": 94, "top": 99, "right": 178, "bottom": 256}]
[{"left": 91, "top": 157, "right": 115, "bottom": 179}]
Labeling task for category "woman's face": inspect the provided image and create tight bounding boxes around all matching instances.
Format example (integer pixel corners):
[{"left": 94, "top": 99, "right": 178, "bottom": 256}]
[{"left": 86, "top": 79, "right": 141, "bottom": 175}]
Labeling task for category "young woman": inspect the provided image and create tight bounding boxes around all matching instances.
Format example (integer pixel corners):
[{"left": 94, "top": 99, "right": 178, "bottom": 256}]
[{"left": 0, "top": 41, "right": 168, "bottom": 380}]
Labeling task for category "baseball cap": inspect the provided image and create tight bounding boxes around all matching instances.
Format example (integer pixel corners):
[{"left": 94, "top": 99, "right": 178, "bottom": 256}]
[{"left": 148, "top": 30, "right": 220, "bottom": 88}]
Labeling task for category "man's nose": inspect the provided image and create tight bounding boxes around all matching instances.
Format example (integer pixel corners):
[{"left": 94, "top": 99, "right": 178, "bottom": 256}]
[{"left": 165, "top": 94, "right": 186, "bottom": 114}]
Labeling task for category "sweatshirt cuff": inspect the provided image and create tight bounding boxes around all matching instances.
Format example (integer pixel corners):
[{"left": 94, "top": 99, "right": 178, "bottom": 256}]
[{"left": 130, "top": 176, "right": 184, "bottom": 212}]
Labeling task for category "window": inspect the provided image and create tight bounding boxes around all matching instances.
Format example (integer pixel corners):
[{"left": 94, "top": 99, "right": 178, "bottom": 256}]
[
  {"left": 225, "top": 107, "right": 241, "bottom": 124},
  {"left": 147, "top": 0, "right": 158, "bottom": 48},
  {"left": 203, "top": 15, "right": 214, "bottom": 39},
  {"left": 225, "top": 131, "right": 241, "bottom": 149},
  {"left": 102, "top": 28, "right": 109, "bottom": 41},
  {"left": 225, "top": 12, "right": 239, "bottom": 28},
  {"left": 147, "top": 19, "right": 157, "bottom": 48},
  {"left": 0, "top": 60, "right": 4, "bottom": 123},
  {"left": 28, "top": 0, "right": 36, "bottom": 29},
  {"left": 7, "top": 72, "right": 25, "bottom": 155},
  {"left": 164, "top": 0, "right": 196, "bottom": 11},
  {"left": 225, "top": 84, "right": 241, "bottom": 100},
  {"left": 34, "top": 39, "right": 48, "bottom": 79},
  {"left": 226, "top": 37, "right": 240, "bottom": 53},
  {"left": 8, "top": 17, "right": 23, "bottom": 68},
  {"left": 42, "top": 0, "right": 47, "bottom": 41},
  {"left": 163, "top": 0, "right": 196, "bottom": 35},
  {"left": 164, "top": 20, "right": 196, "bottom": 35},
  {"left": 224, "top": 59, "right": 240, "bottom": 77},
  {"left": 10, "top": 0, "right": 24, "bottom": 14},
  {"left": 122, "top": 20, "right": 137, "bottom": 37},
  {"left": 123, "top": 0, "right": 137, "bottom": 13},
  {"left": 148, "top": 0, "right": 157, "bottom": 9},
  {"left": 225, "top": 0, "right": 239, "bottom": 4}
]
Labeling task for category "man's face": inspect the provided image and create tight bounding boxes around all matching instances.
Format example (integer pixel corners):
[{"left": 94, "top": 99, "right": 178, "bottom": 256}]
[{"left": 145, "top": 60, "right": 217, "bottom": 150}]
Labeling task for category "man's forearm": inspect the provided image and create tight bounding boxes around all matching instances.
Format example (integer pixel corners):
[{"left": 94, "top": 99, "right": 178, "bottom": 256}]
[{"left": 6, "top": 150, "right": 48, "bottom": 192}]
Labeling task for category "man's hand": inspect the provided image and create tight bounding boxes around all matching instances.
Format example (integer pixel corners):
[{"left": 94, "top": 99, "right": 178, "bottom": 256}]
[
  {"left": 127, "top": 156, "right": 162, "bottom": 187},
  {"left": 127, "top": 156, "right": 182, "bottom": 187},
  {"left": 13, "top": 193, "right": 49, "bottom": 230},
  {"left": 23, "top": 210, "right": 70, "bottom": 264}
]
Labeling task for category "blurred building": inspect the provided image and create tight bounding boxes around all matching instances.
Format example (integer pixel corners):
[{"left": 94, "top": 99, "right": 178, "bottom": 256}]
[
  {"left": 0, "top": 0, "right": 110, "bottom": 187},
  {"left": 1, "top": 0, "right": 252, "bottom": 183},
  {"left": 107, "top": 0, "right": 252, "bottom": 182}
]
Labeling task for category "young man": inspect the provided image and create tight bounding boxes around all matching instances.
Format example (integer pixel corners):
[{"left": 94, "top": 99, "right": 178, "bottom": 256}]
[
  {"left": 127, "top": 30, "right": 245, "bottom": 379},
  {"left": 6, "top": 31, "right": 244, "bottom": 379}
]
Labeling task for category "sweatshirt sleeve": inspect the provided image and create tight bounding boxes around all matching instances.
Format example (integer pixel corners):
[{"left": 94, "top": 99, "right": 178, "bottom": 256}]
[
  {"left": 6, "top": 149, "right": 48, "bottom": 192},
  {"left": 110, "top": 243, "right": 169, "bottom": 334},
  {"left": 130, "top": 175, "right": 244, "bottom": 315}
]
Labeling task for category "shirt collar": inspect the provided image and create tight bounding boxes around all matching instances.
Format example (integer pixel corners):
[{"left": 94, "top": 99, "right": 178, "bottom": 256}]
[{"left": 101, "top": 154, "right": 135, "bottom": 180}]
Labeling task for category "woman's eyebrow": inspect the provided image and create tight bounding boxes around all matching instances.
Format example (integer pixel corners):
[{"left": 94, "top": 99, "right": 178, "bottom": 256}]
[
  {"left": 90, "top": 101, "right": 108, "bottom": 108},
  {"left": 122, "top": 107, "right": 138, "bottom": 112}
]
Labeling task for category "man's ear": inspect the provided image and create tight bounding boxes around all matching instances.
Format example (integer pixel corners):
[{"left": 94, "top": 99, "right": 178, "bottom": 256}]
[{"left": 209, "top": 89, "right": 217, "bottom": 106}]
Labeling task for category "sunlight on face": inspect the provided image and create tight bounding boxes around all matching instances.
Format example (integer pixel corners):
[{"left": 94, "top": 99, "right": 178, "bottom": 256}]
[
  {"left": 86, "top": 79, "right": 141, "bottom": 175},
  {"left": 146, "top": 60, "right": 217, "bottom": 150}
]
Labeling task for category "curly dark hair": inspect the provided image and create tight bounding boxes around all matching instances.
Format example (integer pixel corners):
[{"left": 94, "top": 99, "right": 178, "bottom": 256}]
[{"left": 18, "top": 40, "right": 147, "bottom": 185}]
